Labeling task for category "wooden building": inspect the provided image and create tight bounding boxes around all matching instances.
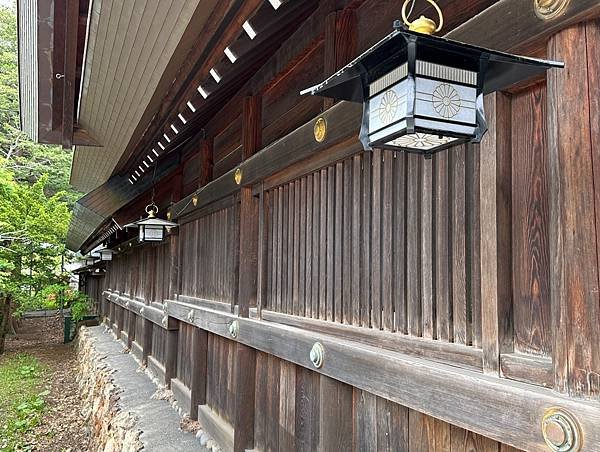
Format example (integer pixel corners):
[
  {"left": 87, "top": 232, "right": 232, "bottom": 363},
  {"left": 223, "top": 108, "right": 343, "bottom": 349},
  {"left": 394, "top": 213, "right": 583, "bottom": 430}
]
[{"left": 17, "top": 0, "right": 600, "bottom": 450}]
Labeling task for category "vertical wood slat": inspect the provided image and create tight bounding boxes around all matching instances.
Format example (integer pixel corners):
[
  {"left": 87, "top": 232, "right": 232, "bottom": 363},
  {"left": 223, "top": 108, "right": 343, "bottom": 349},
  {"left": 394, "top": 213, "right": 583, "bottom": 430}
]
[
  {"left": 382, "top": 152, "right": 393, "bottom": 331},
  {"left": 371, "top": 150, "right": 382, "bottom": 330},
  {"left": 342, "top": 160, "right": 352, "bottom": 324},
  {"left": 326, "top": 167, "right": 334, "bottom": 321},
  {"left": 279, "top": 361, "right": 296, "bottom": 451},
  {"left": 480, "top": 93, "right": 513, "bottom": 376},
  {"left": 361, "top": 152, "right": 372, "bottom": 327},
  {"left": 295, "top": 366, "right": 320, "bottom": 452},
  {"left": 312, "top": 172, "right": 321, "bottom": 319},
  {"left": 299, "top": 177, "right": 307, "bottom": 317},
  {"left": 318, "top": 376, "right": 352, "bottom": 452},
  {"left": 393, "top": 153, "right": 407, "bottom": 334},
  {"left": 334, "top": 162, "right": 343, "bottom": 323},
  {"left": 451, "top": 145, "right": 469, "bottom": 345},
  {"left": 422, "top": 157, "right": 434, "bottom": 338},
  {"left": 407, "top": 154, "right": 422, "bottom": 336},
  {"left": 352, "top": 155, "right": 361, "bottom": 326},
  {"left": 435, "top": 152, "right": 451, "bottom": 341},
  {"left": 305, "top": 175, "right": 313, "bottom": 319},
  {"left": 466, "top": 144, "right": 482, "bottom": 347}
]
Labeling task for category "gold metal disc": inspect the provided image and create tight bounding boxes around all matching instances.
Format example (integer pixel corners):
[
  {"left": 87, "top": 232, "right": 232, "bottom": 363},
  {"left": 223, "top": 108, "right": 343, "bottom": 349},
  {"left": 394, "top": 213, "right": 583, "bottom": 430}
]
[
  {"left": 534, "top": 0, "right": 570, "bottom": 20},
  {"left": 314, "top": 117, "right": 327, "bottom": 142}
]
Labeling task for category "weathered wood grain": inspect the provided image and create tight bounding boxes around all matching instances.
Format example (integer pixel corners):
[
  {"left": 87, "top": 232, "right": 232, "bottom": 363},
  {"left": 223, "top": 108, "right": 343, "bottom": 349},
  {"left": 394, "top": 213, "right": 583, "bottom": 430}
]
[
  {"left": 479, "top": 93, "right": 513, "bottom": 376},
  {"left": 548, "top": 21, "right": 600, "bottom": 398}
]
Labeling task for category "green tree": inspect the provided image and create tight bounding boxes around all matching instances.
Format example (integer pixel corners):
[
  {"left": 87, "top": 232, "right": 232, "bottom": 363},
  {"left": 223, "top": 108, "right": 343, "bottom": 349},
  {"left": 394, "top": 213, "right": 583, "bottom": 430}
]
[
  {"left": 0, "top": 165, "right": 71, "bottom": 353},
  {"left": 0, "top": 1, "right": 81, "bottom": 207}
]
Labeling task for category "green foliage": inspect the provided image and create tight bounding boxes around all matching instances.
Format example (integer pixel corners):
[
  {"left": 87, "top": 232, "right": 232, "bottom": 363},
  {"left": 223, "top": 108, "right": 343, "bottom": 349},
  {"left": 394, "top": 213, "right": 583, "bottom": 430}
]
[
  {"left": 0, "top": 354, "right": 48, "bottom": 451},
  {"left": 0, "top": 165, "right": 71, "bottom": 306}
]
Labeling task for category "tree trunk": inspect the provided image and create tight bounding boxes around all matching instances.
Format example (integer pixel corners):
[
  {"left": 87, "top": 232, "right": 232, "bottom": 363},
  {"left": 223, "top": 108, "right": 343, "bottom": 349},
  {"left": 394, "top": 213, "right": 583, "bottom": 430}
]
[{"left": 0, "top": 293, "right": 12, "bottom": 355}]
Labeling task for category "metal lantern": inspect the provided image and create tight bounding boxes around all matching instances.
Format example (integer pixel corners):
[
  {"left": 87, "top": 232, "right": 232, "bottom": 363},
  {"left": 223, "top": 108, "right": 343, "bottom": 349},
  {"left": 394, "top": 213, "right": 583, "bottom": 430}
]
[
  {"left": 301, "top": 13, "right": 562, "bottom": 157},
  {"left": 90, "top": 245, "right": 102, "bottom": 258},
  {"left": 124, "top": 204, "right": 178, "bottom": 243}
]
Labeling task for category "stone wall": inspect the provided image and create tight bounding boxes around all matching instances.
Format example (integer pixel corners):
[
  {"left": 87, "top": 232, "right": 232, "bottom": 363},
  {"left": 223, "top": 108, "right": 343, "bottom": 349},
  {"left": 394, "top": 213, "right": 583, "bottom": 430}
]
[{"left": 76, "top": 327, "right": 143, "bottom": 452}]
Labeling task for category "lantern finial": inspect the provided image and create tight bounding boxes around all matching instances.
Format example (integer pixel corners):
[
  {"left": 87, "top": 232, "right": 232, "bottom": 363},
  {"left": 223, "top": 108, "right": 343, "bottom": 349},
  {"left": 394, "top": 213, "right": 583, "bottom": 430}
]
[{"left": 402, "top": 0, "right": 443, "bottom": 35}]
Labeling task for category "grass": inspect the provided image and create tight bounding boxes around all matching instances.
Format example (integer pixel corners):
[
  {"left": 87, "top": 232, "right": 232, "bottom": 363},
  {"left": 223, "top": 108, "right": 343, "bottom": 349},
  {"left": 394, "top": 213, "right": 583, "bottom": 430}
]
[{"left": 0, "top": 354, "right": 49, "bottom": 451}]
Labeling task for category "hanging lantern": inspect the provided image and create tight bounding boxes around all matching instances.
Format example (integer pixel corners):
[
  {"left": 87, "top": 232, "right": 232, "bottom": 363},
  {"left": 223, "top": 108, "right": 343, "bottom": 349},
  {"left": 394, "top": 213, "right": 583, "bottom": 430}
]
[
  {"left": 124, "top": 204, "right": 178, "bottom": 243},
  {"left": 90, "top": 245, "right": 102, "bottom": 259},
  {"left": 301, "top": 0, "right": 563, "bottom": 157}
]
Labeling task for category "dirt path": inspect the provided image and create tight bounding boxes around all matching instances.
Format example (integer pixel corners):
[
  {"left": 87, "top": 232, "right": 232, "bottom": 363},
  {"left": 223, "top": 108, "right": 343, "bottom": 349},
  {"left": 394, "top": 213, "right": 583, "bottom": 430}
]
[{"left": 4, "top": 316, "right": 89, "bottom": 451}]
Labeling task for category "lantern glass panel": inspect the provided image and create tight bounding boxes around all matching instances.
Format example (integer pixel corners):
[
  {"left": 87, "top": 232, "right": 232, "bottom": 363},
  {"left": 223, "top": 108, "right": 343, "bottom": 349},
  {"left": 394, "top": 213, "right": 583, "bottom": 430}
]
[
  {"left": 100, "top": 250, "right": 112, "bottom": 261},
  {"left": 143, "top": 225, "right": 164, "bottom": 242}
]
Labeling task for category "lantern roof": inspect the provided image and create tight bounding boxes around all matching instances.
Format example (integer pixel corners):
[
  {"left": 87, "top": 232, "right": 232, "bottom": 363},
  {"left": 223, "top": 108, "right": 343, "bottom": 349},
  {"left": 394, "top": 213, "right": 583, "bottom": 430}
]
[
  {"left": 124, "top": 215, "right": 178, "bottom": 229},
  {"left": 300, "top": 28, "right": 563, "bottom": 103}
]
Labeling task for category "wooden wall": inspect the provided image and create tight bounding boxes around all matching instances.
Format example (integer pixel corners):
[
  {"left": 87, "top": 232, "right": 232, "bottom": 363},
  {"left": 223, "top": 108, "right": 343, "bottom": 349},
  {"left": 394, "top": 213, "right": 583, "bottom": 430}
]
[{"left": 92, "top": 2, "right": 600, "bottom": 451}]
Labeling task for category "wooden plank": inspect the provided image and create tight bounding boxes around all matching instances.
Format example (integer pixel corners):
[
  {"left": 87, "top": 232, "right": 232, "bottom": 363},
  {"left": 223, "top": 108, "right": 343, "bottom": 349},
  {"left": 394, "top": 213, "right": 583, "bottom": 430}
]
[
  {"left": 422, "top": 157, "right": 434, "bottom": 339},
  {"left": 266, "top": 354, "right": 280, "bottom": 451},
  {"left": 237, "top": 188, "right": 258, "bottom": 316},
  {"left": 451, "top": 424, "right": 498, "bottom": 452},
  {"left": 257, "top": 187, "right": 268, "bottom": 318},
  {"left": 298, "top": 178, "right": 307, "bottom": 317},
  {"left": 376, "top": 395, "right": 409, "bottom": 451},
  {"left": 361, "top": 152, "right": 372, "bottom": 327},
  {"left": 409, "top": 410, "right": 450, "bottom": 452},
  {"left": 233, "top": 343, "right": 256, "bottom": 452},
  {"left": 451, "top": 146, "right": 468, "bottom": 345},
  {"left": 326, "top": 167, "right": 335, "bottom": 321},
  {"left": 371, "top": 150, "right": 382, "bottom": 330},
  {"left": 318, "top": 376, "right": 352, "bottom": 452},
  {"left": 253, "top": 352, "right": 268, "bottom": 450},
  {"left": 305, "top": 175, "right": 313, "bottom": 319},
  {"left": 293, "top": 180, "right": 301, "bottom": 316},
  {"left": 466, "top": 143, "right": 481, "bottom": 347},
  {"left": 434, "top": 152, "right": 451, "bottom": 341},
  {"left": 511, "top": 85, "right": 551, "bottom": 357},
  {"left": 354, "top": 389, "right": 377, "bottom": 450},
  {"left": 351, "top": 155, "right": 361, "bottom": 326},
  {"left": 381, "top": 152, "right": 393, "bottom": 331},
  {"left": 279, "top": 361, "right": 296, "bottom": 451},
  {"left": 548, "top": 22, "right": 600, "bottom": 398},
  {"left": 312, "top": 172, "right": 321, "bottom": 319},
  {"left": 406, "top": 154, "right": 422, "bottom": 336},
  {"left": 295, "top": 366, "right": 320, "bottom": 452},
  {"left": 287, "top": 182, "right": 295, "bottom": 315},
  {"left": 334, "top": 162, "right": 343, "bottom": 323},
  {"left": 342, "top": 159, "right": 352, "bottom": 324},
  {"left": 393, "top": 153, "right": 407, "bottom": 334},
  {"left": 480, "top": 93, "right": 513, "bottom": 375}
]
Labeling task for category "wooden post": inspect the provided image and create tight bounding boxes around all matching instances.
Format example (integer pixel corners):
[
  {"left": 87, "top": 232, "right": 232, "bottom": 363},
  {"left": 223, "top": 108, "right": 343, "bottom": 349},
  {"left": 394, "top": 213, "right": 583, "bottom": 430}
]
[
  {"left": 232, "top": 95, "right": 261, "bottom": 452},
  {"left": 479, "top": 93, "right": 513, "bottom": 375},
  {"left": 61, "top": 0, "right": 78, "bottom": 148},
  {"left": 548, "top": 20, "right": 600, "bottom": 399},
  {"left": 142, "top": 319, "right": 153, "bottom": 365},
  {"left": 323, "top": 9, "right": 357, "bottom": 110},
  {"left": 189, "top": 327, "right": 208, "bottom": 420},
  {"left": 165, "top": 321, "right": 179, "bottom": 388}
]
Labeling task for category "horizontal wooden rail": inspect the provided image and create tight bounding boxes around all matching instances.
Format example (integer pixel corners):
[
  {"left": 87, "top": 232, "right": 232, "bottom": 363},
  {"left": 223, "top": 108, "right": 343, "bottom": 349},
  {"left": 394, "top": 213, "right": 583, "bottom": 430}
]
[
  {"left": 252, "top": 309, "right": 483, "bottom": 371},
  {"left": 100, "top": 291, "right": 600, "bottom": 452}
]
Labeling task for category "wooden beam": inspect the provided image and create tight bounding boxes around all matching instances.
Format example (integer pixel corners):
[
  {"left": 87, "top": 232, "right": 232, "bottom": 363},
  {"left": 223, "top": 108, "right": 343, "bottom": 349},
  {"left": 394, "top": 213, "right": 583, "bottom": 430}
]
[
  {"left": 446, "top": 0, "right": 600, "bottom": 52},
  {"left": 159, "top": 299, "right": 600, "bottom": 452},
  {"left": 199, "top": 138, "right": 214, "bottom": 188},
  {"left": 61, "top": 0, "right": 78, "bottom": 149}
]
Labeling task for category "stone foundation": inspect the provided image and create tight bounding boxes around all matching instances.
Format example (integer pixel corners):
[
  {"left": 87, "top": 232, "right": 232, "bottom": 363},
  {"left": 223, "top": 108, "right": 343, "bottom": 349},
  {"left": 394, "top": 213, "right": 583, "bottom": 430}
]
[{"left": 76, "top": 327, "right": 144, "bottom": 452}]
